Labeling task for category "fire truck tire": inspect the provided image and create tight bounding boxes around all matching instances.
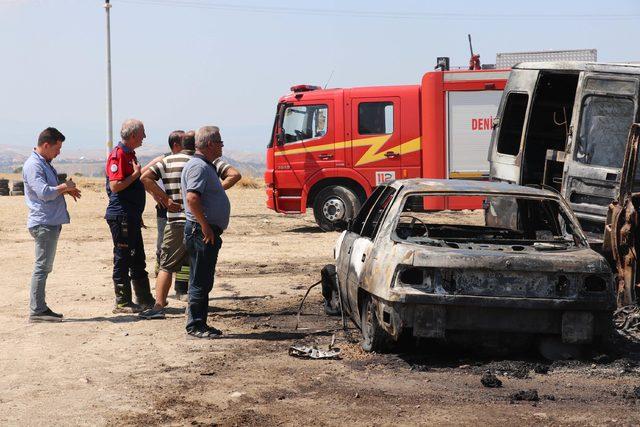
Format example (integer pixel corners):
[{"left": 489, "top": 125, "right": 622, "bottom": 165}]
[{"left": 313, "top": 185, "right": 360, "bottom": 231}]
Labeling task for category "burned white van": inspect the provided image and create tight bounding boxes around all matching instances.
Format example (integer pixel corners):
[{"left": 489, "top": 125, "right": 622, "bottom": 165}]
[{"left": 489, "top": 62, "right": 639, "bottom": 245}]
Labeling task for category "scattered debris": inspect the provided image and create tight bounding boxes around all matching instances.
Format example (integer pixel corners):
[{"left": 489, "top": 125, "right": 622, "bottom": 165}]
[
  {"left": 533, "top": 363, "right": 550, "bottom": 375},
  {"left": 510, "top": 389, "right": 539, "bottom": 402},
  {"left": 614, "top": 305, "right": 640, "bottom": 340},
  {"left": 542, "top": 394, "right": 556, "bottom": 401},
  {"left": 481, "top": 371, "right": 502, "bottom": 388},
  {"left": 477, "top": 360, "right": 537, "bottom": 378},
  {"left": 289, "top": 345, "right": 341, "bottom": 360},
  {"left": 230, "top": 391, "right": 245, "bottom": 399},
  {"left": 592, "top": 354, "right": 611, "bottom": 364},
  {"left": 458, "top": 364, "right": 471, "bottom": 369},
  {"left": 354, "top": 392, "right": 360, "bottom": 398},
  {"left": 200, "top": 371, "right": 216, "bottom": 376},
  {"left": 410, "top": 364, "right": 430, "bottom": 372},
  {"left": 623, "top": 386, "right": 640, "bottom": 400}
]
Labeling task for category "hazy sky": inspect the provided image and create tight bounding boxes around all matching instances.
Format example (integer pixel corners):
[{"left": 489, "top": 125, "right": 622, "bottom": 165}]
[{"left": 1, "top": 0, "right": 639, "bottom": 157}]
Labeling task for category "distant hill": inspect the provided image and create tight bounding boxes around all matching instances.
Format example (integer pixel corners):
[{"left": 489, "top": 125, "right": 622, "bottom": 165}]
[{"left": 0, "top": 144, "right": 265, "bottom": 177}]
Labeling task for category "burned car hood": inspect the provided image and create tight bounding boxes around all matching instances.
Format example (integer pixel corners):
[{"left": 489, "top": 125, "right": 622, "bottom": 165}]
[{"left": 409, "top": 245, "right": 610, "bottom": 274}]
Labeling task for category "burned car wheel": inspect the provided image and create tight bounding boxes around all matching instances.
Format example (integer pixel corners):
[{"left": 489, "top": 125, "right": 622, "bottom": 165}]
[
  {"left": 321, "top": 264, "right": 341, "bottom": 316},
  {"left": 313, "top": 185, "right": 360, "bottom": 232},
  {"left": 360, "top": 296, "right": 391, "bottom": 352}
]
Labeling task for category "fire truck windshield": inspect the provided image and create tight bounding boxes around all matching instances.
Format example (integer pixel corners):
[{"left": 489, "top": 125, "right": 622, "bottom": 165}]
[{"left": 281, "top": 104, "right": 328, "bottom": 143}]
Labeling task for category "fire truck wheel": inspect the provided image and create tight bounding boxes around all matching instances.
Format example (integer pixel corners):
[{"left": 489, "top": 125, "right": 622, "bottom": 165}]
[{"left": 313, "top": 185, "right": 360, "bottom": 231}]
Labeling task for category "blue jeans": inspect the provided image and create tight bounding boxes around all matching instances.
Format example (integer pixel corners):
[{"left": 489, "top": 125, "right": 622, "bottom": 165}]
[
  {"left": 184, "top": 220, "right": 222, "bottom": 331},
  {"left": 28, "top": 224, "right": 61, "bottom": 315}
]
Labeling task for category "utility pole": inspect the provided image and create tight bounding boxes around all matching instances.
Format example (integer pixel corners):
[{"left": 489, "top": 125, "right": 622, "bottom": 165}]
[{"left": 104, "top": 0, "right": 114, "bottom": 157}]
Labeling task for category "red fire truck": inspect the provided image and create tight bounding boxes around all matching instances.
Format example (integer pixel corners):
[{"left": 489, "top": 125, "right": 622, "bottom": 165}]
[{"left": 265, "top": 68, "right": 509, "bottom": 230}]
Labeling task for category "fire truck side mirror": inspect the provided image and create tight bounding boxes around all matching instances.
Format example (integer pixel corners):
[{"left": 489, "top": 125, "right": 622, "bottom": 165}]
[{"left": 492, "top": 117, "right": 500, "bottom": 129}]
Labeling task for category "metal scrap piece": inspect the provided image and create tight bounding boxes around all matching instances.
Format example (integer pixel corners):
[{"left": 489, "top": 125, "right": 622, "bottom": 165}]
[
  {"left": 288, "top": 345, "right": 341, "bottom": 360},
  {"left": 614, "top": 304, "right": 640, "bottom": 340}
]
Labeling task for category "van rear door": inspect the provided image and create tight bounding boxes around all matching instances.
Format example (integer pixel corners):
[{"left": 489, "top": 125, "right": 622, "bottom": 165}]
[
  {"left": 561, "top": 72, "right": 639, "bottom": 240},
  {"left": 488, "top": 69, "right": 539, "bottom": 183}
]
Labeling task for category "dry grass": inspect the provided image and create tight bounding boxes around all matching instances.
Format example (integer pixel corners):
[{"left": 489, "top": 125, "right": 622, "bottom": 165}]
[{"left": 235, "top": 175, "right": 264, "bottom": 189}]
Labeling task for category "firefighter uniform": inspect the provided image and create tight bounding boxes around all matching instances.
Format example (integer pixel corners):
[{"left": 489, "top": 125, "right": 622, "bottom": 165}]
[{"left": 105, "top": 142, "right": 154, "bottom": 309}]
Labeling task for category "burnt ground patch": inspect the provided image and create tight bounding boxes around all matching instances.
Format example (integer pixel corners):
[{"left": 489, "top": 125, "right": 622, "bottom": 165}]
[{"left": 217, "top": 260, "right": 322, "bottom": 279}]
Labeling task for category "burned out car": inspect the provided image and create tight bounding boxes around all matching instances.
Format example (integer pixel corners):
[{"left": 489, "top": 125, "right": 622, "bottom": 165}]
[{"left": 322, "top": 179, "right": 615, "bottom": 354}]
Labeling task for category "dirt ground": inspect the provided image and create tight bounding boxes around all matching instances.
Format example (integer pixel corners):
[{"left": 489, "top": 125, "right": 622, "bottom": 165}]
[{"left": 1, "top": 175, "right": 640, "bottom": 426}]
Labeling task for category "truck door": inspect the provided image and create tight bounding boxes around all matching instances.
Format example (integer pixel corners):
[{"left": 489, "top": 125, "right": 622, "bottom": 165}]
[
  {"left": 273, "top": 101, "right": 334, "bottom": 211},
  {"left": 351, "top": 97, "right": 401, "bottom": 186},
  {"left": 489, "top": 69, "right": 540, "bottom": 184},
  {"left": 561, "top": 73, "right": 639, "bottom": 241}
]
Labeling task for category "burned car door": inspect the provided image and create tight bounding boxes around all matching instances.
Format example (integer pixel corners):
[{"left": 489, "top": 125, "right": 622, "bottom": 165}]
[
  {"left": 603, "top": 123, "right": 640, "bottom": 306},
  {"left": 489, "top": 68, "right": 539, "bottom": 184},
  {"left": 336, "top": 185, "right": 386, "bottom": 314},
  {"left": 345, "top": 186, "right": 397, "bottom": 317},
  {"left": 562, "top": 72, "right": 639, "bottom": 241}
]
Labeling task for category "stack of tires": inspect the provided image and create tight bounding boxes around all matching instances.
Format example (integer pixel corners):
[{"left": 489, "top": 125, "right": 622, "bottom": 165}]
[
  {"left": 11, "top": 180, "right": 25, "bottom": 196},
  {"left": 57, "top": 173, "right": 67, "bottom": 184},
  {"left": 0, "top": 179, "right": 9, "bottom": 196}
]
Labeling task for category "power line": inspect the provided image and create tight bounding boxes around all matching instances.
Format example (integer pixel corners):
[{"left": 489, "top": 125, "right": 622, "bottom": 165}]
[{"left": 118, "top": 0, "right": 640, "bottom": 21}]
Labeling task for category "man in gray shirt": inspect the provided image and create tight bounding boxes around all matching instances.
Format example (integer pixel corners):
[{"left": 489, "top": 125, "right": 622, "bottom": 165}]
[{"left": 181, "top": 126, "right": 230, "bottom": 338}]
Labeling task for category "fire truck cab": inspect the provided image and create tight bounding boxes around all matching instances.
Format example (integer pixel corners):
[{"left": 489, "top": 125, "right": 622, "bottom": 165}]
[{"left": 265, "top": 69, "right": 508, "bottom": 230}]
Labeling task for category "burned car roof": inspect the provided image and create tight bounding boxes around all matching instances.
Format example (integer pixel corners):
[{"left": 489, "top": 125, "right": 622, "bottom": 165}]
[{"left": 386, "top": 178, "right": 561, "bottom": 198}]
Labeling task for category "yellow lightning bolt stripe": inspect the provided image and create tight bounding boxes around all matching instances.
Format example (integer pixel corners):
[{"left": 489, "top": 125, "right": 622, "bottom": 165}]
[
  {"left": 273, "top": 136, "right": 422, "bottom": 166},
  {"left": 353, "top": 136, "right": 421, "bottom": 166}
]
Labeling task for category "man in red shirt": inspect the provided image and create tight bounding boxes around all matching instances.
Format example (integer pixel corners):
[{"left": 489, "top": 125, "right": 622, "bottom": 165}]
[{"left": 105, "top": 118, "right": 155, "bottom": 313}]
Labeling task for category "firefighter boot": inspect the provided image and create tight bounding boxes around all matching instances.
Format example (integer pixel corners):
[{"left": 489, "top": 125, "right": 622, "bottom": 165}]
[
  {"left": 132, "top": 276, "right": 156, "bottom": 310},
  {"left": 113, "top": 282, "right": 142, "bottom": 314}
]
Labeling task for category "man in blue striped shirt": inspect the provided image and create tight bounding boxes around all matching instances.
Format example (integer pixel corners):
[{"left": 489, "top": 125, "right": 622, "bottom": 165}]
[{"left": 22, "top": 128, "right": 81, "bottom": 322}]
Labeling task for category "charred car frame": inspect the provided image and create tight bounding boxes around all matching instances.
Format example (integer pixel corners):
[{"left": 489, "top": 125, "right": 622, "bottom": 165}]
[{"left": 322, "top": 179, "right": 615, "bottom": 353}]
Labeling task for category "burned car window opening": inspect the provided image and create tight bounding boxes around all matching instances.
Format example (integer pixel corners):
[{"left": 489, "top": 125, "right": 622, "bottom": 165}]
[
  {"left": 394, "top": 194, "right": 582, "bottom": 249},
  {"left": 575, "top": 95, "right": 635, "bottom": 168},
  {"left": 351, "top": 185, "right": 386, "bottom": 235},
  {"left": 361, "top": 187, "right": 397, "bottom": 239}
]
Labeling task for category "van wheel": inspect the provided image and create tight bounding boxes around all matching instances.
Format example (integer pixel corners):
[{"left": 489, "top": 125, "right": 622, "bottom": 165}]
[
  {"left": 313, "top": 185, "right": 360, "bottom": 231},
  {"left": 360, "top": 295, "right": 391, "bottom": 352},
  {"left": 321, "top": 264, "right": 341, "bottom": 316}
]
